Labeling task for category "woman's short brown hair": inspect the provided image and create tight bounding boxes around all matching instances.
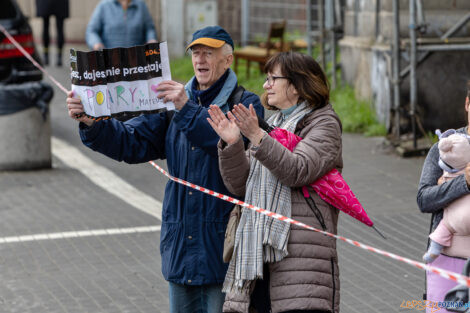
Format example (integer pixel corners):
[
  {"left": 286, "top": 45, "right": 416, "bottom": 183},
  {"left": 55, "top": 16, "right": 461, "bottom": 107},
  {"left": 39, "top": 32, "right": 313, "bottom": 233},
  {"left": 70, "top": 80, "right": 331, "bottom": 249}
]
[{"left": 261, "top": 51, "right": 330, "bottom": 110}]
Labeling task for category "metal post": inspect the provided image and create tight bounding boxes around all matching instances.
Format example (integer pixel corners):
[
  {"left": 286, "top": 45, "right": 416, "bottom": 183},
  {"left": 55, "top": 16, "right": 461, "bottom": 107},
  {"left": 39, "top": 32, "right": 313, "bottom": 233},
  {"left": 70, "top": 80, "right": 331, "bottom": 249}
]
[
  {"left": 416, "top": 44, "right": 470, "bottom": 51},
  {"left": 318, "top": 0, "right": 326, "bottom": 71},
  {"left": 375, "top": 0, "right": 381, "bottom": 40},
  {"left": 331, "top": 29, "right": 337, "bottom": 89},
  {"left": 307, "top": 0, "right": 312, "bottom": 56},
  {"left": 416, "top": 0, "right": 425, "bottom": 29},
  {"left": 241, "top": 0, "right": 250, "bottom": 47},
  {"left": 334, "top": 0, "right": 342, "bottom": 27},
  {"left": 392, "top": 0, "right": 401, "bottom": 138},
  {"left": 353, "top": 0, "right": 359, "bottom": 36},
  {"left": 400, "top": 12, "right": 470, "bottom": 78},
  {"left": 409, "top": 0, "right": 418, "bottom": 149},
  {"left": 160, "top": 0, "right": 167, "bottom": 42},
  {"left": 328, "top": 0, "right": 336, "bottom": 89}
]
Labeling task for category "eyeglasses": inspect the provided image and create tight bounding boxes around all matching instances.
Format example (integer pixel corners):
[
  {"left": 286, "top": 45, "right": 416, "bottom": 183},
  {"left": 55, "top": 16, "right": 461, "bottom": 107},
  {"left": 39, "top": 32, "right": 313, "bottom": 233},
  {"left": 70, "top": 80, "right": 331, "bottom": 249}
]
[{"left": 264, "top": 75, "right": 288, "bottom": 86}]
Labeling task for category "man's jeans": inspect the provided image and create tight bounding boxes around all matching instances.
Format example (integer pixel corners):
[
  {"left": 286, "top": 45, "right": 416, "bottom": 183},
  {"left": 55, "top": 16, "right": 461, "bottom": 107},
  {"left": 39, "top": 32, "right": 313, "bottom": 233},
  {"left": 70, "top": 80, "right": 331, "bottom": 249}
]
[{"left": 169, "top": 282, "right": 225, "bottom": 313}]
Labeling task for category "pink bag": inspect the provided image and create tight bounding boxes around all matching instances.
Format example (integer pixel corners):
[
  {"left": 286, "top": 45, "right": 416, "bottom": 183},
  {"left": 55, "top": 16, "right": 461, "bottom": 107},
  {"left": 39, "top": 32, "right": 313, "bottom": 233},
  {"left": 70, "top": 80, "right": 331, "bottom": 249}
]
[{"left": 426, "top": 254, "right": 467, "bottom": 313}]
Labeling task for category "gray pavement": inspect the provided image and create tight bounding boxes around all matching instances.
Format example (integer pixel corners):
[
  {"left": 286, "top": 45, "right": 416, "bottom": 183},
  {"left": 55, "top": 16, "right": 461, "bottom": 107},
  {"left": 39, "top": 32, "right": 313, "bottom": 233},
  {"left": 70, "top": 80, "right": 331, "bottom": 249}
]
[{"left": 0, "top": 46, "right": 432, "bottom": 312}]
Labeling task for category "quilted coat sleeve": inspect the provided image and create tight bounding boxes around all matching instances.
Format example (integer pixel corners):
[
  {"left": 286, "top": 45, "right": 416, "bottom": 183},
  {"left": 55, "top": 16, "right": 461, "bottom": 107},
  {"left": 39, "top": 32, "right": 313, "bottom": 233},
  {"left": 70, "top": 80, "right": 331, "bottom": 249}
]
[
  {"left": 217, "top": 137, "right": 250, "bottom": 197},
  {"left": 252, "top": 114, "right": 342, "bottom": 187}
]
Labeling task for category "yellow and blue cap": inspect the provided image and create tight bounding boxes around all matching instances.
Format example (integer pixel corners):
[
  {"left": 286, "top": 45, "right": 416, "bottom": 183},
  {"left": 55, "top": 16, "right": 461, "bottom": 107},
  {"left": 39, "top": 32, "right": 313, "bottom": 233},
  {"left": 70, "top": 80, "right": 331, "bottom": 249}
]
[{"left": 186, "top": 26, "right": 234, "bottom": 50}]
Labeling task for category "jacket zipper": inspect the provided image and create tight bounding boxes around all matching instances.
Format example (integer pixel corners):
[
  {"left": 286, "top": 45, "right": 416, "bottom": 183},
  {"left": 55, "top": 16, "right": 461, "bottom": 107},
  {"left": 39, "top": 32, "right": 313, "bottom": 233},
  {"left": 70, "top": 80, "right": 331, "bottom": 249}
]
[
  {"left": 331, "top": 258, "right": 336, "bottom": 312},
  {"left": 304, "top": 195, "right": 327, "bottom": 230}
]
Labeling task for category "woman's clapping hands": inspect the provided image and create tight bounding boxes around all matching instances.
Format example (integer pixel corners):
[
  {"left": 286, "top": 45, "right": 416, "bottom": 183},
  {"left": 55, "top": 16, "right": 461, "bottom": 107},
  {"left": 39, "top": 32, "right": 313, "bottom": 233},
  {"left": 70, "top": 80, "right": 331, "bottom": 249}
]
[
  {"left": 208, "top": 103, "right": 265, "bottom": 146},
  {"left": 230, "top": 104, "right": 265, "bottom": 145},
  {"left": 207, "top": 105, "right": 241, "bottom": 145}
]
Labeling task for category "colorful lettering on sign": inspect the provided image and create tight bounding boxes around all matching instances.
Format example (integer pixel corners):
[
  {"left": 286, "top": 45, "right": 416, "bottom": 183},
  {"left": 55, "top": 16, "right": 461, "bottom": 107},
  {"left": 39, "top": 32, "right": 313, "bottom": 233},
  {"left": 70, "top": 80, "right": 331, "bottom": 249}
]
[
  {"left": 80, "top": 85, "right": 165, "bottom": 111},
  {"left": 115, "top": 85, "right": 129, "bottom": 106},
  {"left": 145, "top": 49, "right": 160, "bottom": 56},
  {"left": 96, "top": 91, "right": 104, "bottom": 105},
  {"left": 151, "top": 84, "right": 159, "bottom": 94}
]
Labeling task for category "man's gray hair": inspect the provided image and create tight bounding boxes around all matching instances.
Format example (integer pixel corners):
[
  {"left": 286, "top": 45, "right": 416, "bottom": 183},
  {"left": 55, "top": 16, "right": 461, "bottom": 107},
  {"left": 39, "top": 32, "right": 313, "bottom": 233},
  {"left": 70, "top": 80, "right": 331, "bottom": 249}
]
[
  {"left": 188, "top": 43, "right": 233, "bottom": 56},
  {"left": 222, "top": 43, "right": 233, "bottom": 56}
]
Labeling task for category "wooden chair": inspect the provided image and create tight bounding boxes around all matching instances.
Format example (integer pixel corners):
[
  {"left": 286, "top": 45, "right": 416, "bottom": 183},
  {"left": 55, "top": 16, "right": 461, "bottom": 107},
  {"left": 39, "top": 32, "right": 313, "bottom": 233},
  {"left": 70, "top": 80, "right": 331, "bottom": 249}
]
[{"left": 233, "top": 20, "right": 286, "bottom": 78}]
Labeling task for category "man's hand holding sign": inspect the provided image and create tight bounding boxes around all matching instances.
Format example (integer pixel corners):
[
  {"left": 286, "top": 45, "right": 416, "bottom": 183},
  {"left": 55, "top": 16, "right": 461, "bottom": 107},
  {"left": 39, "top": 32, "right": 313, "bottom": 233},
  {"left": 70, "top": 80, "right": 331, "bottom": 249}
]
[
  {"left": 154, "top": 81, "right": 188, "bottom": 110},
  {"left": 67, "top": 90, "right": 94, "bottom": 126}
]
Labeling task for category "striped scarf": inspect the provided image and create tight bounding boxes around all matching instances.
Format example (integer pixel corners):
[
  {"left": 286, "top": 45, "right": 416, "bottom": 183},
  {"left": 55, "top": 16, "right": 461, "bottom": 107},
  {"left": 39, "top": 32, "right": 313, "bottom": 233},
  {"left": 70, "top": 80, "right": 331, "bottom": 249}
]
[{"left": 223, "top": 101, "right": 312, "bottom": 294}]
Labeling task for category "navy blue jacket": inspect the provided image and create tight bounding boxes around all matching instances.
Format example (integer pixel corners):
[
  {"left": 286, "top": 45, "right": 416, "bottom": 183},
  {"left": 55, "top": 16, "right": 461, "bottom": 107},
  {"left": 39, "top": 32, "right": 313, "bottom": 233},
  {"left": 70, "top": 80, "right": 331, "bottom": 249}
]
[{"left": 79, "top": 69, "right": 263, "bottom": 285}]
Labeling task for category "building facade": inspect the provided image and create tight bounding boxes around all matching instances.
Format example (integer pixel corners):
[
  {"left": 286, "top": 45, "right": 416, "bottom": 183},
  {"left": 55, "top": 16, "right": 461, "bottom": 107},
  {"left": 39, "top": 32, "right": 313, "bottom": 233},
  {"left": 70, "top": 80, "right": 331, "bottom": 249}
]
[{"left": 340, "top": 0, "right": 470, "bottom": 131}]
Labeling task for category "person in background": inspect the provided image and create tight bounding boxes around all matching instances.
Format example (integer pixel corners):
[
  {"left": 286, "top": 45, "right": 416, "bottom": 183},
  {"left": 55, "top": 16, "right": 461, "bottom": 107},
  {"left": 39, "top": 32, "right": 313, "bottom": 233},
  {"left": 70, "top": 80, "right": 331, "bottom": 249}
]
[
  {"left": 67, "top": 26, "right": 263, "bottom": 313},
  {"left": 86, "top": 0, "right": 157, "bottom": 51},
  {"left": 422, "top": 130, "right": 470, "bottom": 264},
  {"left": 208, "top": 51, "right": 342, "bottom": 313},
  {"left": 417, "top": 81, "right": 470, "bottom": 312},
  {"left": 35, "top": 0, "right": 69, "bottom": 66}
]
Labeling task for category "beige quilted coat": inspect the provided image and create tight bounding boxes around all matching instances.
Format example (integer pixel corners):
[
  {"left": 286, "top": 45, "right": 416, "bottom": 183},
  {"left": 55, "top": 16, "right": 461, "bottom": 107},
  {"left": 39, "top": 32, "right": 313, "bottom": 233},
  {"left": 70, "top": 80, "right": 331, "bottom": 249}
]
[{"left": 218, "top": 104, "right": 343, "bottom": 313}]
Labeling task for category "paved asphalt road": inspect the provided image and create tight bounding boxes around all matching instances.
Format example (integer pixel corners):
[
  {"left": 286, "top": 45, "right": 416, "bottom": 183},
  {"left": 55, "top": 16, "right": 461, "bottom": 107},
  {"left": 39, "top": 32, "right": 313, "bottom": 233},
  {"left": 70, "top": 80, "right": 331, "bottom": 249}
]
[{"left": 0, "top": 45, "right": 435, "bottom": 312}]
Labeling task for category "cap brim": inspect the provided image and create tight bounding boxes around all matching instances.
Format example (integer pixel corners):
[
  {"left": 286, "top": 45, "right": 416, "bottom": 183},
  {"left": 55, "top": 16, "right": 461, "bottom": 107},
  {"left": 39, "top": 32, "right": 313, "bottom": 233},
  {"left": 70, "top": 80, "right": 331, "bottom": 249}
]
[{"left": 186, "top": 38, "right": 225, "bottom": 50}]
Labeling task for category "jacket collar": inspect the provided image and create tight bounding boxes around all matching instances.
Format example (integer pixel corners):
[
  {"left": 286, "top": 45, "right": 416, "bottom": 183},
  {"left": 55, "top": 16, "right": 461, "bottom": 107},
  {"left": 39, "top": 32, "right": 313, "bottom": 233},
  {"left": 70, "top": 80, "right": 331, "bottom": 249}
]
[
  {"left": 184, "top": 68, "right": 238, "bottom": 110},
  {"left": 189, "top": 70, "right": 229, "bottom": 106}
]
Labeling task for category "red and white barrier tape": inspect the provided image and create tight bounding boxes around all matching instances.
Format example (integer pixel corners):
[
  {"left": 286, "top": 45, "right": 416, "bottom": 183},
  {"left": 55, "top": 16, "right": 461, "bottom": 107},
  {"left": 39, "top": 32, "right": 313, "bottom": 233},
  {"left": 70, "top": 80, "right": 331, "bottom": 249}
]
[
  {"left": 149, "top": 161, "right": 470, "bottom": 288},
  {"left": 3, "top": 23, "right": 468, "bottom": 288}
]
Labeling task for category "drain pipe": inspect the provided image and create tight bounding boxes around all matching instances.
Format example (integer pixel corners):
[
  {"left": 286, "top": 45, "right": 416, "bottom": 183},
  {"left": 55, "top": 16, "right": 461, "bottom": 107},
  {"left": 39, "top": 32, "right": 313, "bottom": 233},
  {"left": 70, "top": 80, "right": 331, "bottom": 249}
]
[
  {"left": 409, "top": 0, "right": 418, "bottom": 149},
  {"left": 319, "top": 0, "right": 326, "bottom": 71},
  {"left": 241, "top": 0, "right": 250, "bottom": 47},
  {"left": 392, "top": 0, "right": 401, "bottom": 138},
  {"left": 307, "top": 0, "right": 312, "bottom": 56}
]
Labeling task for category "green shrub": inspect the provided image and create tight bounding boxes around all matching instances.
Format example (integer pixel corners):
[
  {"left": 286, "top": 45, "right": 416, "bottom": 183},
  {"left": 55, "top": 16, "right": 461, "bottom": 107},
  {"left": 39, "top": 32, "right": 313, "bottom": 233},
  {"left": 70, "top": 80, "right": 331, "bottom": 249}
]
[
  {"left": 330, "top": 85, "right": 387, "bottom": 136},
  {"left": 169, "top": 55, "right": 193, "bottom": 82}
]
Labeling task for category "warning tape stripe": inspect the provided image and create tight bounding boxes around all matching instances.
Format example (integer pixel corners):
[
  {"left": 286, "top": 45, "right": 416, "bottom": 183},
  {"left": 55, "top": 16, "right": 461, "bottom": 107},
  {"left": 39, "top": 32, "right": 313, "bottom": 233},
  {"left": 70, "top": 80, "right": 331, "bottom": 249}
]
[
  {"left": 0, "top": 24, "right": 69, "bottom": 94},
  {"left": 149, "top": 161, "right": 470, "bottom": 288},
  {"left": 0, "top": 25, "right": 115, "bottom": 122},
  {"left": 2, "top": 22, "right": 468, "bottom": 288}
]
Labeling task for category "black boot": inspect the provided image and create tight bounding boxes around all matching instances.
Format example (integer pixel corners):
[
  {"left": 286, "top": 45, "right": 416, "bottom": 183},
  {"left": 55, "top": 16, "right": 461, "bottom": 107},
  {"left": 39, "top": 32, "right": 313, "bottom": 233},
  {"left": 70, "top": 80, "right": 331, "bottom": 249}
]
[
  {"left": 56, "top": 52, "right": 62, "bottom": 67},
  {"left": 43, "top": 52, "right": 49, "bottom": 66}
]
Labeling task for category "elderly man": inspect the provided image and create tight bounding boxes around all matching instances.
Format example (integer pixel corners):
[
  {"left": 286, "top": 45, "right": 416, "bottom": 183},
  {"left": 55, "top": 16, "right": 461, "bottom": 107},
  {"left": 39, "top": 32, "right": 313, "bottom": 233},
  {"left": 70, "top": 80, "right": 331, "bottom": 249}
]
[{"left": 66, "top": 26, "right": 263, "bottom": 312}]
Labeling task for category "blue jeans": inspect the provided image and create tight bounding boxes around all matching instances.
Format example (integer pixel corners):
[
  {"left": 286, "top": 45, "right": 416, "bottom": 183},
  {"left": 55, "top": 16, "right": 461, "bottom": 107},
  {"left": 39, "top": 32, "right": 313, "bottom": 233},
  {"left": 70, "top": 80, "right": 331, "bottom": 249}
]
[{"left": 169, "top": 282, "right": 225, "bottom": 313}]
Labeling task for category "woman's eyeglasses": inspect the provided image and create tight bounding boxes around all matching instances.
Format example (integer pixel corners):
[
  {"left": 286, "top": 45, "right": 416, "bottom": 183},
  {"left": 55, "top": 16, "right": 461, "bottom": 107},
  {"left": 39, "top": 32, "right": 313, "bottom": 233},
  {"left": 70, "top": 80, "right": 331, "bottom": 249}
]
[{"left": 264, "top": 75, "right": 288, "bottom": 86}]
